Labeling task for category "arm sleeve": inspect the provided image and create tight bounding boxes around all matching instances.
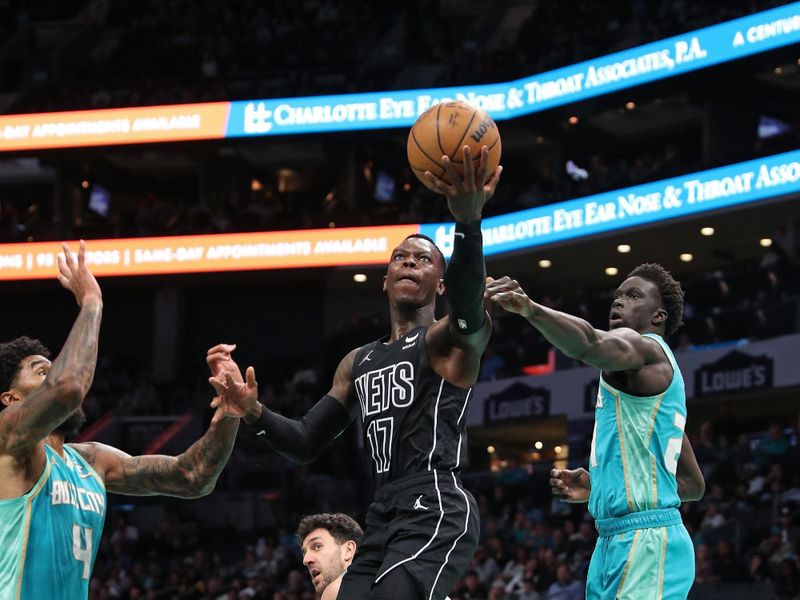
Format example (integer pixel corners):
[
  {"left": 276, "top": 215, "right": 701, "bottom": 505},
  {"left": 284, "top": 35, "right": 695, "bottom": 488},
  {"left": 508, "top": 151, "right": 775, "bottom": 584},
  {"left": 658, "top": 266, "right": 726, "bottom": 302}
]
[
  {"left": 246, "top": 395, "right": 353, "bottom": 464},
  {"left": 444, "top": 220, "right": 486, "bottom": 335}
]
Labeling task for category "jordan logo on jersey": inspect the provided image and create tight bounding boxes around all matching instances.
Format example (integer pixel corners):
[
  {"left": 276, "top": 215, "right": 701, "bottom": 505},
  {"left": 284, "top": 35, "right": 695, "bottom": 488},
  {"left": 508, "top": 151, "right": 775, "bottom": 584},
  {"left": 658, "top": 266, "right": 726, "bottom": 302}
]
[{"left": 354, "top": 361, "right": 416, "bottom": 417}]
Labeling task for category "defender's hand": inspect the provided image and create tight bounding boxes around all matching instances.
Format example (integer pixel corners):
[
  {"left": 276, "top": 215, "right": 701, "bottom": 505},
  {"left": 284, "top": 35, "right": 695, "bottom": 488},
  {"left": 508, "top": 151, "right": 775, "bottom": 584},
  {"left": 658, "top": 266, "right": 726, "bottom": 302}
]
[
  {"left": 58, "top": 240, "right": 102, "bottom": 307},
  {"left": 485, "top": 276, "right": 534, "bottom": 318},
  {"left": 209, "top": 367, "right": 259, "bottom": 420},
  {"left": 206, "top": 343, "right": 243, "bottom": 383},
  {"left": 550, "top": 468, "right": 591, "bottom": 503},
  {"left": 424, "top": 145, "right": 502, "bottom": 224}
]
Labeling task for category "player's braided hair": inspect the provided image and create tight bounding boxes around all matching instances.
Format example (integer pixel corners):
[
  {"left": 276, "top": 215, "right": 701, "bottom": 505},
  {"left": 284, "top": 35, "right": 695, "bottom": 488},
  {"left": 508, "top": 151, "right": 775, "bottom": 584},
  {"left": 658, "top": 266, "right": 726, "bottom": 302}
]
[
  {"left": 627, "top": 263, "right": 685, "bottom": 335},
  {"left": 0, "top": 336, "right": 51, "bottom": 402},
  {"left": 403, "top": 234, "right": 446, "bottom": 277},
  {"left": 296, "top": 513, "right": 364, "bottom": 546}
]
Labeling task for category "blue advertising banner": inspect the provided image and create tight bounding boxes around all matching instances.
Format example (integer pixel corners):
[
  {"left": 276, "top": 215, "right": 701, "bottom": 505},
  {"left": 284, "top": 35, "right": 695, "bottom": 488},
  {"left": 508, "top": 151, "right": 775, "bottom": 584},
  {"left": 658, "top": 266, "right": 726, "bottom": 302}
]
[
  {"left": 225, "top": 3, "right": 800, "bottom": 137},
  {"left": 421, "top": 150, "right": 800, "bottom": 257}
]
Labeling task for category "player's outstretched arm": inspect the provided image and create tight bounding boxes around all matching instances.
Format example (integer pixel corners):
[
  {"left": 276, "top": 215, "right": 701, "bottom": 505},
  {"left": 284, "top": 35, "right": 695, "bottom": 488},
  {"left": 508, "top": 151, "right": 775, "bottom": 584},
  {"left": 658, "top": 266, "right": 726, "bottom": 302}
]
[
  {"left": 485, "top": 276, "right": 656, "bottom": 372},
  {"left": 676, "top": 433, "right": 705, "bottom": 502},
  {"left": 208, "top": 345, "right": 357, "bottom": 464},
  {"left": 69, "top": 409, "right": 240, "bottom": 498},
  {"left": 0, "top": 241, "right": 102, "bottom": 460},
  {"left": 550, "top": 468, "right": 591, "bottom": 503},
  {"left": 424, "top": 146, "right": 501, "bottom": 387}
]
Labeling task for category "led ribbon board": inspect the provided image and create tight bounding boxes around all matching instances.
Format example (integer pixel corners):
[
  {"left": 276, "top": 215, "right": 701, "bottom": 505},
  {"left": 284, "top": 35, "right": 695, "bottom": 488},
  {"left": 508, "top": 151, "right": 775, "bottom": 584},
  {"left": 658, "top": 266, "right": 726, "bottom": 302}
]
[
  {"left": 0, "top": 151, "right": 797, "bottom": 279},
  {"left": 0, "top": 225, "right": 418, "bottom": 280},
  {"left": 0, "top": 3, "right": 797, "bottom": 150},
  {"left": 420, "top": 150, "right": 800, "bottom": 257}
]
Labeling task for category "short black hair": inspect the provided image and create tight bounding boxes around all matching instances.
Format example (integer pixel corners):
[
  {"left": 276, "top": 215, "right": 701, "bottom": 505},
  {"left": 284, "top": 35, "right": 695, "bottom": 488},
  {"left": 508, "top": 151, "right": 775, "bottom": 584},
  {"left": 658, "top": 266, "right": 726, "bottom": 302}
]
[
  {"left": 296, "top": 513, "right": 363, "bottom": 546},
  {"left": 0, "top": 336, "right": 51, "bottom": 395},
  {"left": 403, "top": 233, "right": 446, "bottom": 277},
  {"left": 627, "top": 263, "right": 685, "bottom": 335}
]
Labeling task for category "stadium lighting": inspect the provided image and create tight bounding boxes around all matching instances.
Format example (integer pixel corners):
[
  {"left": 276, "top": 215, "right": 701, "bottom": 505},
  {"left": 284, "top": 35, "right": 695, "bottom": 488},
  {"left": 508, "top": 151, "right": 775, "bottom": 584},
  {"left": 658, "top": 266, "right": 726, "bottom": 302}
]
[
  {"left": 538, "top": 259, "right": 552, "bottom": 268},
  {"left": 680, "top": 253, "right": 693, "bottom": 262},
  {"left": 487, "top": 446, "right": 495, "bottom": 454},
  {"left": 760, "top": 238, "right": 773, "bottom": 247},
  {"left": 353, "top": 273, "right": 367, "bottom": 283},
  {"left": 617, "top": 244, "right": 631, "bottom": 253},
  {"left": 700, "top": 227, "right": 715, "bottom": 236},
  {"left": 605, "top": 267, "right": 618, "bottom": 276},
  {"left": 534, "top": 441, "right": 543, "bottom": 450}
]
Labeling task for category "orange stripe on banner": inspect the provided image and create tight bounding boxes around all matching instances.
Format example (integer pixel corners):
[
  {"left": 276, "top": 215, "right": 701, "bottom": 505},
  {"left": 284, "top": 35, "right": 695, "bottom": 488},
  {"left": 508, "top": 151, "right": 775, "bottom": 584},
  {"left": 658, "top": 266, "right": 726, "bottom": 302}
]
[
  {"left": 0, "top": 225, "right": 419, "bottom": 280},
  {"left": 0, "top": 103, "right": 230, "bottom": 151}
]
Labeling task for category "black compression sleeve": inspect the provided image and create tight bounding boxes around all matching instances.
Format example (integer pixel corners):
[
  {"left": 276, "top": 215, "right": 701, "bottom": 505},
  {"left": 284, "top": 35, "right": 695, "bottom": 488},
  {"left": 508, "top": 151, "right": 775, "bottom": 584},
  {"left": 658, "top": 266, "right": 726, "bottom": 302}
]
[
  {"left": 247, "top": 395, "right": 352, "bottom": 464},
  {"left": 444, "top": 220, "right": 486, "bottom": 335}
]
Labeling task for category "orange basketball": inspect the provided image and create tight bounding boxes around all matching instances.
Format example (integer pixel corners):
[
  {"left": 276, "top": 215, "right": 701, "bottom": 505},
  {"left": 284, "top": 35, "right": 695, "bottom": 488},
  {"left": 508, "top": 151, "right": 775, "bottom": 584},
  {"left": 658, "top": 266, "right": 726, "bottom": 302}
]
[{"left": 407, "top": 101, "right": 501, "bottom": 189}]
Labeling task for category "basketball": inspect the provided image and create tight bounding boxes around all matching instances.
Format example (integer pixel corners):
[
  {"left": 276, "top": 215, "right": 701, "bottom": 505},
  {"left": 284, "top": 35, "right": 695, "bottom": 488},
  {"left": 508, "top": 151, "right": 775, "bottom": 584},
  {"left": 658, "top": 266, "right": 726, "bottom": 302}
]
[{"left": 407, "top": 101, "right": 502, "bottom": 188}]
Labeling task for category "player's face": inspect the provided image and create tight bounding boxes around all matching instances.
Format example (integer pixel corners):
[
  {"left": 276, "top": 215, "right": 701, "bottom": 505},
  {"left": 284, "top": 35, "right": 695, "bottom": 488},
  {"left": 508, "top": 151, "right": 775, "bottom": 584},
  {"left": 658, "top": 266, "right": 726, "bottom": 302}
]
[
  {"left": 2, "top": 354, "right": 86, "bottom": 436},
  {"left": 609, "top": 276, "right": 665, "bottom": 332},
  {"left": 383, "top": 238, "right": 444, "bottom": 307},
  {"left": 302, "top": 529, "right": 348, "bottom": 593},
  {"left": 13, "top": 355, "right": 51, "bottom": 398}
]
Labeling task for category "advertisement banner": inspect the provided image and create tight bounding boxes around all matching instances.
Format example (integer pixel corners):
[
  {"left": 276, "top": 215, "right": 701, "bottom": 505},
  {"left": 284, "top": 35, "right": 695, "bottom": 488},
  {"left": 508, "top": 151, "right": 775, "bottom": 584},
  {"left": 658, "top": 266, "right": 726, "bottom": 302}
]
[
  {"left": 422, "top": 149, "right": 800, "bottom": 257},
  {"left": 0, "top": 103, "right": 230, "bottom": 151},
  {"left": 0, "top": 225, "right": 416, "bottom": 280},
  {"left": 0, "top": 4, "right": 797, "bottom": 150}
]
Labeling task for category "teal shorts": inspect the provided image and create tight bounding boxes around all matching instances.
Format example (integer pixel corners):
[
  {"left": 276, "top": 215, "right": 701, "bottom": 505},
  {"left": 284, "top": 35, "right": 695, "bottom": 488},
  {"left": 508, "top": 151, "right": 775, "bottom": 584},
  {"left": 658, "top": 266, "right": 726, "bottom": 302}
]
[{"left": 587, "top": 508, "right": 694, "bottom": 600}]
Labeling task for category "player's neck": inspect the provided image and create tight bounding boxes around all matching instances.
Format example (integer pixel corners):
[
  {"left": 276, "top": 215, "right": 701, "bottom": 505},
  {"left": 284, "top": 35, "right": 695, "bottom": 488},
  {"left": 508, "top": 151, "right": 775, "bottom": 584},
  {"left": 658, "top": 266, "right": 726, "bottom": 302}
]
[
  {"left": 388, "top": 304, "right": 435, "bottom": 341},
  {"left": 45, "top": 433, "right": 67, "bottom": 457}
]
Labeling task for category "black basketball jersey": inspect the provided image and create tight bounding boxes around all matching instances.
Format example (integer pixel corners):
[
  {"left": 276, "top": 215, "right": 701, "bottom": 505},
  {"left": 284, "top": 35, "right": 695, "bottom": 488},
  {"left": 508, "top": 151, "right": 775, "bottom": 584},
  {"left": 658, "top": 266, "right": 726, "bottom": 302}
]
[{"left": 351, "top": 324, "right": 472, "bottom": 490}]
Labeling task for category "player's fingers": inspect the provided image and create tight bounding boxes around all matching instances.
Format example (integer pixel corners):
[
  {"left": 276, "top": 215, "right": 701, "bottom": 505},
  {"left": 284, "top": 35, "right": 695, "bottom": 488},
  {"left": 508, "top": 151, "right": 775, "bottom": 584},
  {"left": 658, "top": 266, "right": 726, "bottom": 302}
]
[
  {"left": 208, "top": 376, "right": 226, "bottom": 394},
  {"left": 461, "top": 146, "right": 476, "bottom": 187},
  {"left": 441, "top": 156, "right": 462, "bottom": 191},
  {"left": 473, "top": 145, "right": 489, "bottom": 186},
  {"left": 245, "top": 366, "right": 257, "bottom": 389},
  {"left": 57, "top": 254, "right": 71, "bottom": 279},
  {"left": 484, "top": 165, "right": 503, "bottom": 195},
  {"left": 78, "top": 239, "right": 86, "bottom": 269},
  {"left": 57, "top": 274, "right": 71, "bottom": 290},
  {"left": 423, "top": 171, "right": 450, "bottom": 195},
  {"left": 61, "top": 243, "right": 76, "bottom": 272},
  {"left": 207, "top": 343, "right": 236, "bottom": 356}
]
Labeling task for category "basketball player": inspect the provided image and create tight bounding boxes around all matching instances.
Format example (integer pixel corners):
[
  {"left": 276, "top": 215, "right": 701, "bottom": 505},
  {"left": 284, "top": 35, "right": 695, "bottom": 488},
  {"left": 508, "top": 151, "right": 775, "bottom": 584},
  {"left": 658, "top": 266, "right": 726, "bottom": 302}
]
[
  {"left": 209, "top": 145, "right": 502, "bottom": 599},
  {"left": 298, "top": 513, "right": 364, "bottom": 599},
  {"left": 485, "top": 265, "right": 705, "bottom": 599},
  {"left": 0, "top": 242, "right": 242, "bottom": 600}
]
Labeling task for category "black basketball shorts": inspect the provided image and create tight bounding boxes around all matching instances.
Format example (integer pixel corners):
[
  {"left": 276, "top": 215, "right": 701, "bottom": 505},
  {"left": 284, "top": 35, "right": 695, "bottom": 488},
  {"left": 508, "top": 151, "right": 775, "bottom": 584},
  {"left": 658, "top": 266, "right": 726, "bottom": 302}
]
[{"left": 337, "top": 470, "right": 480, "bottom": 600}]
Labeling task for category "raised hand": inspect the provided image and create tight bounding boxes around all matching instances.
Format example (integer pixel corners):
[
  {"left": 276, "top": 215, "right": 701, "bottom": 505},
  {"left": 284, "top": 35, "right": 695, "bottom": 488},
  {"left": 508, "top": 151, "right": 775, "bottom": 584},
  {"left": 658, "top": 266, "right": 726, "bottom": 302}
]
[
  {"left": 424, "top": 145, "right": 502, "bottom": 224},
  {"left": 550, "top": 468, "right": 591, "bottom": 503},
  {"left": 484, "top": 276, "right": 535, "bottom": 318},
  {"left": 209, "top": 366, "right": 259, "bottom": 422},
  {"left": 206, "top": 343, "right": 243, "bottom": 383},
  {"left": 57, "top": 240, "right": 102, "bottom": 307}
]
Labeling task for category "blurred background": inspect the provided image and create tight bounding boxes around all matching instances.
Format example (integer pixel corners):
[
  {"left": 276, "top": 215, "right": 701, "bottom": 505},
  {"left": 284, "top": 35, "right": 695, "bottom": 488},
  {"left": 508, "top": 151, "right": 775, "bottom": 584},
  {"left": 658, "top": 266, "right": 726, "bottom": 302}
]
[{"left": 0, "top": 1, "right": 799, "bottom": 598}]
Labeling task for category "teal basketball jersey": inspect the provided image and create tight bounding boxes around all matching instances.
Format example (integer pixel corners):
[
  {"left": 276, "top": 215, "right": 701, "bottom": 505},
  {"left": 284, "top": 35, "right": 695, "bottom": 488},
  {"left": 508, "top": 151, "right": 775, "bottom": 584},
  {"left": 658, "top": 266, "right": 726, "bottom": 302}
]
[
  {"left": 588, "top": 333, "right": 686, "bottom": 520},
  {"left": 0, "top": 443, "right": 106, "bottom": 600}
]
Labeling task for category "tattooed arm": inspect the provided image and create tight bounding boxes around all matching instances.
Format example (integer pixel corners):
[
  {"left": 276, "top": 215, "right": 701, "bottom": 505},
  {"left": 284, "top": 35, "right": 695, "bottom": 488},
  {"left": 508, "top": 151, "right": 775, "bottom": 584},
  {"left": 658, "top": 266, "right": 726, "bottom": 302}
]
[
  {"left": 0, "top": 241, "right": 102, "bottom": 460},
  {"left": 69, "top": 414, "right": 239, "bottom": 498}
]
